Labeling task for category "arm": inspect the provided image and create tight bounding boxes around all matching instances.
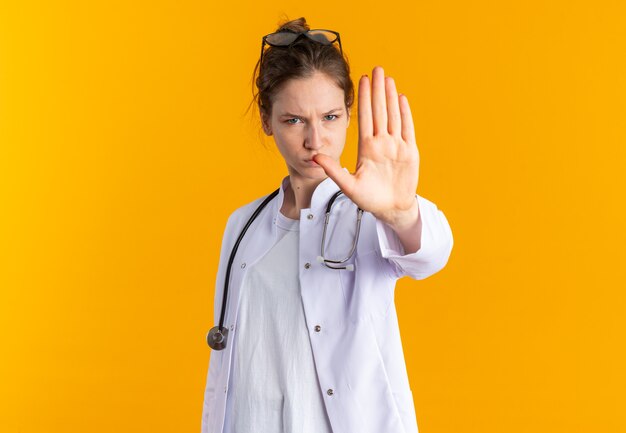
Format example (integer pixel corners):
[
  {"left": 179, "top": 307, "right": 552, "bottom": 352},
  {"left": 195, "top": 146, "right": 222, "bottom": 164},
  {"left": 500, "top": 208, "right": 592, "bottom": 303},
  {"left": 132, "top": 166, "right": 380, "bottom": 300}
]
[
  {"left": 375, "top": 194, "right": 453, "bottom": 280},
  {"left": 377, "top": 194, "right": 422, "bottom": 254},
  {"left": 310, "top": 66, "right": 450, "bottom": 279}
]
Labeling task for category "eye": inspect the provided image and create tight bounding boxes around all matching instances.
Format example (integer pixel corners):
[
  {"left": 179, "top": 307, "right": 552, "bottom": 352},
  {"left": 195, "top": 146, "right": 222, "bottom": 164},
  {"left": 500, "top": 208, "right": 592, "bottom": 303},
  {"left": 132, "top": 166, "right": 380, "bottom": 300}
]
[
  {"left": 324, "top": 114, "right": 339, "bottom": 121},
  {"left": 285, "top": 118, "right": 302, "bottom": 125}
]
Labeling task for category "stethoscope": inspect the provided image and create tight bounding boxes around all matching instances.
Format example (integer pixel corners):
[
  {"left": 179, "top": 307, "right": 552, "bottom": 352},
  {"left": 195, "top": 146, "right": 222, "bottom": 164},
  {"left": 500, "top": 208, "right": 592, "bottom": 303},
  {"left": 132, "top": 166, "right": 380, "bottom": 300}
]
[{"left": 206, "top": 188, "right": 364, "bottom": 350}]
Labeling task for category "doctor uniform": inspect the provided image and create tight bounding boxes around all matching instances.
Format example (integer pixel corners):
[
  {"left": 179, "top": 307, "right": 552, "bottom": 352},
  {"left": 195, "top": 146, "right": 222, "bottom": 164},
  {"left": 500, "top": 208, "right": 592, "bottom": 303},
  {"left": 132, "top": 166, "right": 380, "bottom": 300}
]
[{"left": 202, "top": 168, "right": 454, "bottom": 433}]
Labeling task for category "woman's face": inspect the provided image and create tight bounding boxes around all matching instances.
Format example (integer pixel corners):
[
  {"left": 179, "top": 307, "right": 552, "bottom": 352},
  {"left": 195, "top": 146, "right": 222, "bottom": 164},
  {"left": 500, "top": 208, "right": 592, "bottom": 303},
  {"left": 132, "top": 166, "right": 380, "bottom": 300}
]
[{"left": 262, "top": 71, "right": 350, "bottom": 181}]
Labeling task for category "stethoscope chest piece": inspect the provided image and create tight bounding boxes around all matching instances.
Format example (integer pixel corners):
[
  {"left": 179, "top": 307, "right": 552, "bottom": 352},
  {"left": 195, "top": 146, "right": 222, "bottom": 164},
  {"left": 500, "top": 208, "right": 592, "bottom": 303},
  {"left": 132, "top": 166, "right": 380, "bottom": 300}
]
[{"left": 207, "top": 325, "right": 229, "bottom": 351}]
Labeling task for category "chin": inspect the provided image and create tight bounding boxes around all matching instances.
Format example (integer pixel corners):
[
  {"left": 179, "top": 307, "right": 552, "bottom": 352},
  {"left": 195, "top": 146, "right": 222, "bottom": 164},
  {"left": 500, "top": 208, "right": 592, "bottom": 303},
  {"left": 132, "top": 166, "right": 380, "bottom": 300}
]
[
  {"left": 305, "top": 167, "right": 327, "bottom": 178},
  {"left": 291, "top": 166, "right": 327, "bottom": 181},
  {"left": 287, "top": 158, "right": 333, "bottom": 180}
]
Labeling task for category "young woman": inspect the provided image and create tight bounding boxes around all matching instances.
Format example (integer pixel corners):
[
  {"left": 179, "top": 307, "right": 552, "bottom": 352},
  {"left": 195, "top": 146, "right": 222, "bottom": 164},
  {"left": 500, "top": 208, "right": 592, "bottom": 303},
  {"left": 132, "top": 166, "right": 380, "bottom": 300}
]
[{"left": 202, "top": 17, "right": 453, "bottom": 433}]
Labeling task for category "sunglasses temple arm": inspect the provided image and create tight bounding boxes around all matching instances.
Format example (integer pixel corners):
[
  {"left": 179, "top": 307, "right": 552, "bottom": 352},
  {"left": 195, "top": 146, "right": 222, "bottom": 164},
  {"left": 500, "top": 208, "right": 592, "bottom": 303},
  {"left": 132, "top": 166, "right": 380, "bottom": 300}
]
[{"left": 259, "top": 40, "right": 265, "bottom": 70}]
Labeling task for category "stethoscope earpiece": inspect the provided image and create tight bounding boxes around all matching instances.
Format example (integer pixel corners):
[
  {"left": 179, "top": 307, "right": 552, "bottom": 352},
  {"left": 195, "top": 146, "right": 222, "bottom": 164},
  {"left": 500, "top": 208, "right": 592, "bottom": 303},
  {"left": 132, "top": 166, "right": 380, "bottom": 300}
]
[{"left": 317, "top": 255, "right": 355, "bottom": 271}]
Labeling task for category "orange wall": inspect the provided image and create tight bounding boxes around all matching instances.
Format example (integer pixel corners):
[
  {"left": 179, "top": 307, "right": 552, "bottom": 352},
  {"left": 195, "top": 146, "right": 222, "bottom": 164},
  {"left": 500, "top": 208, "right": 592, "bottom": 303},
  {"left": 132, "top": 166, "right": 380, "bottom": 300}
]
[{"left": 1, "top": 1, "right": 624, "bottom": 432}]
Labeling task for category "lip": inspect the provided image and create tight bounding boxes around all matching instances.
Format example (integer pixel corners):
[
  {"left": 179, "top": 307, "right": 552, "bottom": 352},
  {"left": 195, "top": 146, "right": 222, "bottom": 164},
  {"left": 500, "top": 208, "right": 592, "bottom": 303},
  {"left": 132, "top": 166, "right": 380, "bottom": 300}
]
[{"left": 304, "top": 159, "right": 321, "bottom": 167}]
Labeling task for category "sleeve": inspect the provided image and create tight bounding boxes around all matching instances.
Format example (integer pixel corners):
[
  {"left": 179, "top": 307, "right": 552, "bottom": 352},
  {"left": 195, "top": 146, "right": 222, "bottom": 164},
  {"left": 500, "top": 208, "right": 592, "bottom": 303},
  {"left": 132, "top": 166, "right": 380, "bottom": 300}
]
[{"left": 375, "top": 194, "right": 454, "bottom": 280}]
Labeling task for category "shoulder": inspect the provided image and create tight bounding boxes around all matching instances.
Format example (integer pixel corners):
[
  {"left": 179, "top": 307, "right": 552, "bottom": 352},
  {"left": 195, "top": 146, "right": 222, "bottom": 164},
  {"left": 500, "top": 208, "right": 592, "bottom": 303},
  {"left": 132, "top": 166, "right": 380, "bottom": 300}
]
[{"left": 224, "top": 189, "right": 279, "bottom": 233}]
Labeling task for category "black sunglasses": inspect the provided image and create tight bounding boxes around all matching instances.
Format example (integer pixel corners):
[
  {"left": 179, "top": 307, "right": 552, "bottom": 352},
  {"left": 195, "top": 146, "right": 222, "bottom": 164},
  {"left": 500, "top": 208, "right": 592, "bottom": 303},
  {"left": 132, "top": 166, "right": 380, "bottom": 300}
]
[{"left": 259, "top": 29, "right": 342, "bottom": 69}]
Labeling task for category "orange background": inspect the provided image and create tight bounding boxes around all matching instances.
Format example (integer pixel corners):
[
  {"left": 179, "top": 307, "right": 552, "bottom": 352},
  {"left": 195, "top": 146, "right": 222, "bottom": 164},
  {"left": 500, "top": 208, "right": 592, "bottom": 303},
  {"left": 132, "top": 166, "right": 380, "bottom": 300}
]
[{"left": 1, "top": 1, "right": 625, "bottom": 432}]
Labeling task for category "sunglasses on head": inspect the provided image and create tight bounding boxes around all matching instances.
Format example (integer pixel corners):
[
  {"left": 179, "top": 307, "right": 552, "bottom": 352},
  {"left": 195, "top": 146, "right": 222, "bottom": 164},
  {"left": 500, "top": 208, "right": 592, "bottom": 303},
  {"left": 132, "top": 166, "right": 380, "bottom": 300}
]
[{"left": 259, "top": 29, "right": 343, "bottom": 69}]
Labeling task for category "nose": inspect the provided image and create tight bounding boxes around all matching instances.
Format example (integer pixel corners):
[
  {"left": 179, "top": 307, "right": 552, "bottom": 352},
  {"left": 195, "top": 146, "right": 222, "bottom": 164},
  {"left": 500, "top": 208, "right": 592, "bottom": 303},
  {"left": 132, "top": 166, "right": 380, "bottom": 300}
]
[{"left": 304, "top": 122, "right": 324, "bottom": 150}]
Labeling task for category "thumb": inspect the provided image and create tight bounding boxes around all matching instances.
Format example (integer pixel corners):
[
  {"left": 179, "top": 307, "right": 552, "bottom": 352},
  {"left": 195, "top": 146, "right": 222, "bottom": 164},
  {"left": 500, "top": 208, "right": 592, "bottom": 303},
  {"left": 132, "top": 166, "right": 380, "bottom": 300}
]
[{"left": 312, "top": 153, "right": 355, "bottom": 195}]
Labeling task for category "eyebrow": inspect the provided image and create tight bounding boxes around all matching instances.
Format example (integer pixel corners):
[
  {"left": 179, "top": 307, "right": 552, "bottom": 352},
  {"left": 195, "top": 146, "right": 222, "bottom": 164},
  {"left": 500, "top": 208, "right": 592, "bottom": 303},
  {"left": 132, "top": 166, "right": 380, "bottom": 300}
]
[{"left": 279, "top": 107, "right": 344, "bottom": 118}]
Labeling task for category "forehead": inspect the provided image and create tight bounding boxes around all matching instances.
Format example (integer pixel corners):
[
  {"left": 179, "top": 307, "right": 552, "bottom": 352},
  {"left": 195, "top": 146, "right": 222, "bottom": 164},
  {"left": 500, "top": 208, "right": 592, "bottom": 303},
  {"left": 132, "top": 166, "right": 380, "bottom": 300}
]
[{"left": 272, "top": 72, "right": 345, "bottom": 113}]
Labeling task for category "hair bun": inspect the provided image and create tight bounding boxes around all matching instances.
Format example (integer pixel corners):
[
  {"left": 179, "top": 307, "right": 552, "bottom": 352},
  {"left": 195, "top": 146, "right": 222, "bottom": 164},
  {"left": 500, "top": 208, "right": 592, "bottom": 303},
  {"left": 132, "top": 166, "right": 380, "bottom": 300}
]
[{"left": 276, "top": 16, "right": 310, "bottom": 33}]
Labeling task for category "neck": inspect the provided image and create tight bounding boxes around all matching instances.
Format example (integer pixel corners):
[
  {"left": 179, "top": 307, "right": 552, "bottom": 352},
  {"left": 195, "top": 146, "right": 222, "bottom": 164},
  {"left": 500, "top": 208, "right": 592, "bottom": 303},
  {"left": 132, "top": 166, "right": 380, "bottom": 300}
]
[{"left": 281, "top": 173, "right": 327, "bottom": 219}]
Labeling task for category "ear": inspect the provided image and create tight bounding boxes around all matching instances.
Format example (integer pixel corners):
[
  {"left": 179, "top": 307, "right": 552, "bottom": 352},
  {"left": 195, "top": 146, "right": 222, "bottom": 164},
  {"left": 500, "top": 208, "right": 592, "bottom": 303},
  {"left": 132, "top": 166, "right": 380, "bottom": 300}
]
[{"left": 261, "top": 113, "right": 273, "bottom": 136}]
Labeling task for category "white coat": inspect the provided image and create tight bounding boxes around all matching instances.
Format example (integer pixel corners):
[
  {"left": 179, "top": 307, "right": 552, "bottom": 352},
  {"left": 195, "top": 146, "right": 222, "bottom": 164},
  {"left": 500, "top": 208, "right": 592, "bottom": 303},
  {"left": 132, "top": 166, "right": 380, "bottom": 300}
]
[{"left": 202, "top": 169, "right": 454, "bottom": 433}]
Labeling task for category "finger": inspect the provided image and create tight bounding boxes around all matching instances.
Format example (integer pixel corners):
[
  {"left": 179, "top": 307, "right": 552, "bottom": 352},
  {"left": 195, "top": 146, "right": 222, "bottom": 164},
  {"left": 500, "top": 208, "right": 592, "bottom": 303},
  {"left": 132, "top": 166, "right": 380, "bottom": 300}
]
[
  {"left": 371, "top": 66, "right": 387, "bottom": 136},
  {"left": 385, "top": 76, "right": 401, "bottom": 136},
  {"left": 399, "top": 93, "right": 416, "bottom": 144},
  {"left": 358, "top": 75, "right": 373, "bottom": 138},
  {"left": 312, "top": 153, "right": 357, "bottom": 196}
]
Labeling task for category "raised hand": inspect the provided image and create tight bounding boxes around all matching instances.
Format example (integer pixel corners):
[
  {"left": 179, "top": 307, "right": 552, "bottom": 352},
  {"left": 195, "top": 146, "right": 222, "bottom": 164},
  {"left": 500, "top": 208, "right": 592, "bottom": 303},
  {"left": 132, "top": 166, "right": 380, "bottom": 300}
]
[{"left": 312, "top": 66, "right": 420, "bottom": 228}]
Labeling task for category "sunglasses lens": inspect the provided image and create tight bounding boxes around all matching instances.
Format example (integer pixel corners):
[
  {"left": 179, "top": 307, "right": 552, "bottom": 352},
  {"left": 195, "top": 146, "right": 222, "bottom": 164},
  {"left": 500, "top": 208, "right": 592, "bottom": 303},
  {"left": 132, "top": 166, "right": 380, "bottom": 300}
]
[
  {"left": 307, "top": 30, "right": 337, "bottom": 44},
  {"left": 266, "top": 32, "right": 299, "bottom": 46}
]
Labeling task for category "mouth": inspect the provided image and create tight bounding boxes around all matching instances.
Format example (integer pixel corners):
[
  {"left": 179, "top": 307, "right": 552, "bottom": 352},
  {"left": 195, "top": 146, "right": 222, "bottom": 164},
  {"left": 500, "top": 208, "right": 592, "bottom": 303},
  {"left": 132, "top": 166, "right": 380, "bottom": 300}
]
[{"left": 304, "top": 159, "right": 321, "bottom": 167}]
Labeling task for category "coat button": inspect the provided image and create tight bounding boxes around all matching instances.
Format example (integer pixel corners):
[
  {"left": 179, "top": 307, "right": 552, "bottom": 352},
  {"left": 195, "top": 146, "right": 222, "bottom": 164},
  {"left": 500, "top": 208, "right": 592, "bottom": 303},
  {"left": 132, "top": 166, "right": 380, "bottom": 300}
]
[
  {"left": 304, "top": 262, "right": 311, "bottom": 269},
  {"left": 307, "top": 213, "right": 314, "bottom": 220},
  {"left": 241, "top": 262, "right": 246, "bottom": 269},
  {"left": 314, "top": 325, "right": 321, "bottom": 332},
  {"left": 327, "top": 389, "right": 334, "bottom": 396},
  {"left": 230, "top": 324, "right": 235, "bottom": 331}
]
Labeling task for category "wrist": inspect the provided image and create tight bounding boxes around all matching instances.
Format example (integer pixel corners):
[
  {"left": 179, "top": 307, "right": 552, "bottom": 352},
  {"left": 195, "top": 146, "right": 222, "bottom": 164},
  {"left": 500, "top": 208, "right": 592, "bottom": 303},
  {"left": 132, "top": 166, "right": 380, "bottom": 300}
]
[{"left": 376, "top": 198, "right": 420, "bottom": 230}]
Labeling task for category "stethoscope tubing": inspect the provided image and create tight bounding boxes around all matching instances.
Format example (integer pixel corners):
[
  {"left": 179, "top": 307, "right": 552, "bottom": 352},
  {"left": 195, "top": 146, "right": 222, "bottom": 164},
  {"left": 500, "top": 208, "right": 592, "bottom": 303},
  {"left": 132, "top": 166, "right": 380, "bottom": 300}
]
[
  {"left": 319, "top": 190, "right": 363, "bottom": 268},
  {"left": 207, "top": 187, "right": 362, "bottom": 350},
  {"left": 217, "top": 188, "right": 280, "bottom": 332}
]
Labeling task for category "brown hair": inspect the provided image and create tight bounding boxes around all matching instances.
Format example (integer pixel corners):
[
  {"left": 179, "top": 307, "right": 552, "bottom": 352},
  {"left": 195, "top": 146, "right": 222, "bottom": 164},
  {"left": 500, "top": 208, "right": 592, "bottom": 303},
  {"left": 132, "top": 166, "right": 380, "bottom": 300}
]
[{"left": 246, "top": 17, "right": 354, "bottom": 139}]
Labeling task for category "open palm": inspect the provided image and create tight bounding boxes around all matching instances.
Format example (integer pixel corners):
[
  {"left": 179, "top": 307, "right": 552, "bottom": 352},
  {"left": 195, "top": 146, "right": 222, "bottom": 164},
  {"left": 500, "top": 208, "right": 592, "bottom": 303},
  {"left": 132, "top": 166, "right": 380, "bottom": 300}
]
[{"left": 312, "top": 66, "right": 420, "bottom": 222}]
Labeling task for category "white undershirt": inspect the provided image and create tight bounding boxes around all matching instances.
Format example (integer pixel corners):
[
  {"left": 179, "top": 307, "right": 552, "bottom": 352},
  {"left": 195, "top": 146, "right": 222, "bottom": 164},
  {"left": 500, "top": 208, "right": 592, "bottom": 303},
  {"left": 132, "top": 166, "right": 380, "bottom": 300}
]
[{"left": 223, "top": 211, "right": 333, "bottom": 433}]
